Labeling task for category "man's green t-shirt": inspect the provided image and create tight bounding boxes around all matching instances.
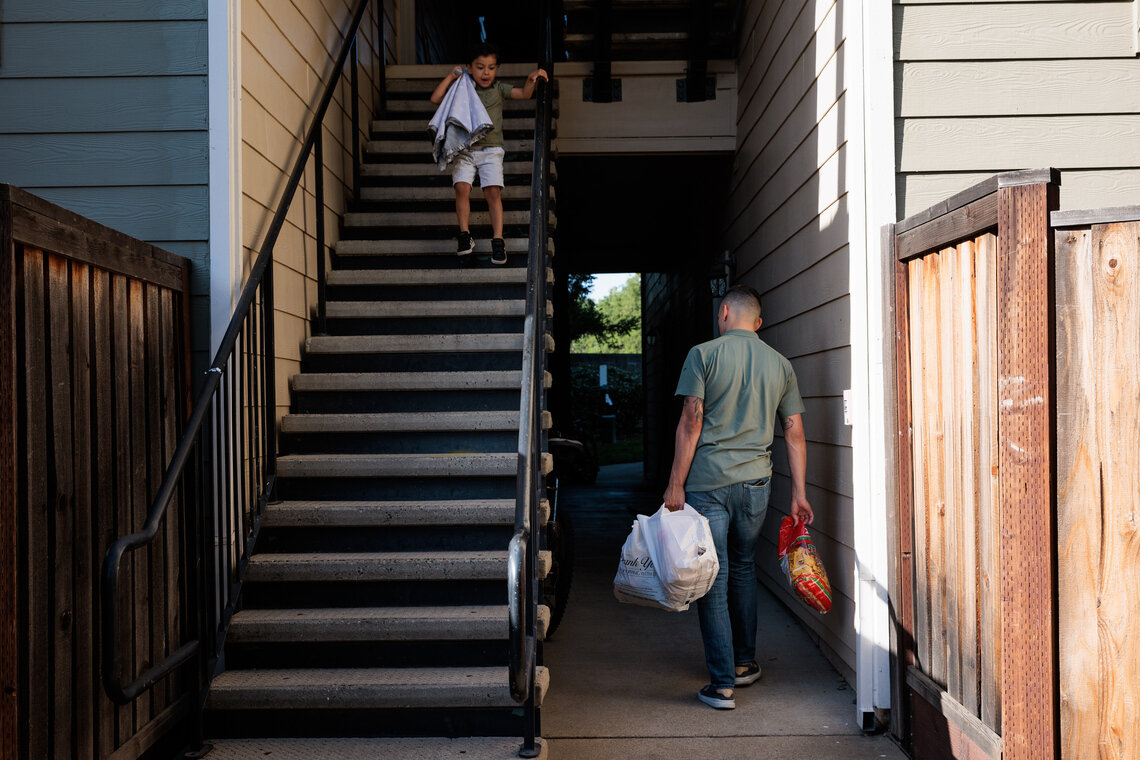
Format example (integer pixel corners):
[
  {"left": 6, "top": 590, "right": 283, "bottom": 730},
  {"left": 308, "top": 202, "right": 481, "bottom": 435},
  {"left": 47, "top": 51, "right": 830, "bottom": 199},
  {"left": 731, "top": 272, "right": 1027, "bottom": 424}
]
[
  {"left": 674, "top": 329, "right": 804, "bottom": 491},
  {"left": 474, "top": 80, "right": 513, "bottom": 148}
]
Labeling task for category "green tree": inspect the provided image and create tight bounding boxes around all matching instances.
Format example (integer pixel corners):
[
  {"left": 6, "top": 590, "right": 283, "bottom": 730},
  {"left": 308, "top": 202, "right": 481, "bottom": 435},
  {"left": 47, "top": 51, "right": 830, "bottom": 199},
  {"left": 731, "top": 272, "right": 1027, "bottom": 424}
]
[{"left": 571, "top": 275, "right": 641, "bottom": 353}]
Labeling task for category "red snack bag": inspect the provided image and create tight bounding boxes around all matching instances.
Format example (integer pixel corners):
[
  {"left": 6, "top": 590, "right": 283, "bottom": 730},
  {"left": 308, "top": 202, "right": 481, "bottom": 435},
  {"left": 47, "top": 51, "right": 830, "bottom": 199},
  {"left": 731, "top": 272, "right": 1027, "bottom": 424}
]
[{"left": 776, "top": 516, "right": 832, "bottom": 613}]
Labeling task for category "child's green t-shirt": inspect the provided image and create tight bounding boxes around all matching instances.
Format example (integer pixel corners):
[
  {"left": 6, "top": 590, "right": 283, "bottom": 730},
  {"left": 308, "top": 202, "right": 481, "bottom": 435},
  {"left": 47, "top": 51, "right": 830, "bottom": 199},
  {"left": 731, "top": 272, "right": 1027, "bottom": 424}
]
[{"left": 474, "top": 80, "right": 514, "bottom": 148}]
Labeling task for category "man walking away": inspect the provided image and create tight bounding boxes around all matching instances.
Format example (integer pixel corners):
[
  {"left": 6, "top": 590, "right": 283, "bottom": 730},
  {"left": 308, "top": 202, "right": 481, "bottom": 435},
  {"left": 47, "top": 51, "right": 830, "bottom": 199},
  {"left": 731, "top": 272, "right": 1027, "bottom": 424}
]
[{"left": 663, "top": 284, "right": 814, "bottom": 710}]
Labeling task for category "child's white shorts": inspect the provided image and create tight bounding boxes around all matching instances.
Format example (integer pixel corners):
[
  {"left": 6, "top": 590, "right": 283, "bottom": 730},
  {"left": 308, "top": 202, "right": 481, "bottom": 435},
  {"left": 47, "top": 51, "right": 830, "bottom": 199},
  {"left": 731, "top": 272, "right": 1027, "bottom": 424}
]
[{"left": 451, "top": 146, "right": 505, "bottom": 188}]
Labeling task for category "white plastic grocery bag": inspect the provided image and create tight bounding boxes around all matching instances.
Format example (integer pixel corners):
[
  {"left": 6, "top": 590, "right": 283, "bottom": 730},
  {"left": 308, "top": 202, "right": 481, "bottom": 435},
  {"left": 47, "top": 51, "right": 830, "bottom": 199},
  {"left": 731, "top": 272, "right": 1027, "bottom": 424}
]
[
  {"left": 613, "top": 517, "right": 671, "bottom": 609},
  {"left": 613, "top": 504, "right": 719, "bottom": 612}
]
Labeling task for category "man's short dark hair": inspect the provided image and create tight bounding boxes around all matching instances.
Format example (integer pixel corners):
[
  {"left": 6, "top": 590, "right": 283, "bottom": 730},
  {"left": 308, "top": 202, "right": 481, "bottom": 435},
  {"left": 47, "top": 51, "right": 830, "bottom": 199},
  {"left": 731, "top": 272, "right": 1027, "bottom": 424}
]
[
  {"left": 468, "top": 42, "right": 500, "bottom": 64},
  {"left": 723, "top": 284, "right": 762, "bottom": 317}
]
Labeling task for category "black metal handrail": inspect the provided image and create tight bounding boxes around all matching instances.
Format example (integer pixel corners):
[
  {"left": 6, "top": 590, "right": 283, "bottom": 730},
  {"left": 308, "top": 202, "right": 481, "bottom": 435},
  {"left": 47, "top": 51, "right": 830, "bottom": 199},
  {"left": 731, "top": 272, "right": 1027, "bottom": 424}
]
[
  {"left": 101, "top": 0, "right": 379, "bottom": 707},
  {"left": 509, "top": 3, "right": 555, "bottom": 756}
]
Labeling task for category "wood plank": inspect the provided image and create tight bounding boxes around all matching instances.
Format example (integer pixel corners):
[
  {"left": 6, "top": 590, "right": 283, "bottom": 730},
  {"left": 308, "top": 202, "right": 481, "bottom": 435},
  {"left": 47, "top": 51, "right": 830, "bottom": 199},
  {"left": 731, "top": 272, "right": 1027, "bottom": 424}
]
[
  {"left": 925, "top": 249, "right": 948, "bottom": 688},
  {"left": 908, "top": 257, "right": 932, "bottom": 675},
  {"left": 1054, "top": 225, "right": 1100, "bottom": 760},
  {"left": 4, "top": 188, "right": 189, "bottom": 292},
  {"left": 110, "top": 274, "right": 136, "bottom": 742},
  {"left": 896, "top": 193, "right": 998, "bottom": 261},
  {"left": 898, "top": 60, "right": 1140, "bottom": 118},
  {"left": 889, "top": 234, "right": 915, "bottom": 742},
  {"left": 0, "top": 77, "right": 208, "bottom": 134},
  {"left": 67, "top": 260, "right": 95, "bottom": 757},
  {"left": 22, "top": 249, "right": 51, "bottom": 758},
  {"left": 144, "top": 285, "right": 169, "bottom": 715},
  {"left": 996, "top": 181, "right": 1058, "bottom": 760},
  {"left": 91, "top": 269, "right": 119, "bottom": 757},
  {"left": 106, "top": 695, "right": 192, "bottom": 760},
  {"left": 160, "top": 288, "right": 183, "bottom": 708},
  {"left": 1051, "top": 205, "right": 1140, "bottom": 228},
  {"left": 0, "top": 202, "right": 16, "bottom": 760},
  {"left": 0, "top": 133, "right": 208, "bottom": 188},
  {"left": 955, "top": 239, "right": 980, "bottom": 717},
  {"left": 48, "top": 256, "right": 77, "bottom": 756},
  {"left": 896, "top": 3, "right": 1135, "bottom": 60},
  {"left": 940, "top": 244, "right": 962, "bottom": 706},
  {"left": 1087, "top": 221, "right": 1140, "bottom": 760},
  {"left": 975, "top": 232, "right": 1001, "bottom": 733},
  {"left": 127, "top": 280, "right": 152, "bottom": 727},
  {"left": 898, "top": 116, "right": 1140, "bottom": 172},
  {"left": 0, "top": 21, "right": 209, "bottom": 78}
]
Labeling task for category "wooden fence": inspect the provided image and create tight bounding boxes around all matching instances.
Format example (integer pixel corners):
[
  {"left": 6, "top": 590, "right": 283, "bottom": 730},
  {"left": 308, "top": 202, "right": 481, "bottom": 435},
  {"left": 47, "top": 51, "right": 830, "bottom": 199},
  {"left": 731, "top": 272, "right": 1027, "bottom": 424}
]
[
  {"left": 889, "top": 171, "right": 1140, "bottom": 760},
  {"left": 0, "top": 185, "right": 193, "bottom": 760},
  {"left": 1053, "top": 207, "right": 1140, "bottom": 760}
]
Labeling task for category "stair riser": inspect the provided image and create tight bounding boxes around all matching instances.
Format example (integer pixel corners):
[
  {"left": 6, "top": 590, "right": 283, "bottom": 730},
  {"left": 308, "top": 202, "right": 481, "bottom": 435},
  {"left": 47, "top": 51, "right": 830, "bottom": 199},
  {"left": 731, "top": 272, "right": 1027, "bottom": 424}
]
[
  {"left": 362, "top": 150, "right": 539, "bottom": 166},
  {"left": 325, "top": 284, "right": 526, "bottom": 302},
  {"left": 292, "top": 389, "right": 521, "bottom": 415},
  {"left": 321, "top": 317, "right": 524, "bottom": 337},
  {"left": 205, "top": 708, "right": 534, "bottom": 741},
  {"left": 301, "top": 352, "right": 524, "bottom": 375},
  {"left": 225, "top": 641, "right": 510, "bottom": 671},
  {"left": 280, "top": 431, "right": 518, "bottom": 457},
  {"left": 352, "top": 198, "right": 538, "bottom": 214},
  {"left": 257, "top": 525, "right": 512, "bottom": 553},
  {"left": 339, "top": 224, "right": 534, "bottom": 240},
  {"left": 274, "top": 475, "right": 516, "bottom": 502},
  {"left": 241, "top": 580, "right": 508, "bottom": 610}
]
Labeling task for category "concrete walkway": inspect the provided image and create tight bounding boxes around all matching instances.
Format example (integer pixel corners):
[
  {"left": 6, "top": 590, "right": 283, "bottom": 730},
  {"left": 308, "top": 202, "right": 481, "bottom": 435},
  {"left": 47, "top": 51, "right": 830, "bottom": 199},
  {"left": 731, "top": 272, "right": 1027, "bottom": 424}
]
[{"left": 542, "top": 463, "right": 908, "bottom": 760}]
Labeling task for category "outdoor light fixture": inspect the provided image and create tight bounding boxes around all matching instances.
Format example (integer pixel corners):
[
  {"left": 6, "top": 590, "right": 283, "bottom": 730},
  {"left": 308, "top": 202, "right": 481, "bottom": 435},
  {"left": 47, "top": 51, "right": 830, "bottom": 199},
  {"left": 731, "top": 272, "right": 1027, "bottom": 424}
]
[{"left": 708, "top": 251, "right": 734, "bottom": 298}]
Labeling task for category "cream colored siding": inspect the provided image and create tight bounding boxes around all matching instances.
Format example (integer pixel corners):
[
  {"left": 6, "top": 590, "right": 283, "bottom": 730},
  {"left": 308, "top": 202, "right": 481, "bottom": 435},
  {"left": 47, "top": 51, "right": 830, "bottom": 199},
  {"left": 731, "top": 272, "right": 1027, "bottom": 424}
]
[
  {"left": 240, "top": 0, "right": 382, "bottom": 418},
  {"left": 895, "top": 0, "right": 1140, "bottom": 216},
  {"left": 730, "top": 0, "right": 857, "bottom": 682}
]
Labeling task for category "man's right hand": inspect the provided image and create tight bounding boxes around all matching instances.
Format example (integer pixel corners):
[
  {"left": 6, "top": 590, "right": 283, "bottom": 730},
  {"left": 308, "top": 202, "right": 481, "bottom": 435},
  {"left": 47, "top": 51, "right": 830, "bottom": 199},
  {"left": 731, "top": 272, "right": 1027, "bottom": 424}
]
[
  {"left": 791, "top": 496, "right": 814, "bottom": 525},
  {"left": 663, "top": 483, "right": 686, "bottom": 512}
]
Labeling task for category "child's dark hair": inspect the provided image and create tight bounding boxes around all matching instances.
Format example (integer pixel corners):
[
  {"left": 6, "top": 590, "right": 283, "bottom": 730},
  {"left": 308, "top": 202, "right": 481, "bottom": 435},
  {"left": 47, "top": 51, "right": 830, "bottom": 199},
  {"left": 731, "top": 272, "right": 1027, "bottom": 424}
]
[{"left": 467, "top": 42, "right": 500, "bottom": 64}]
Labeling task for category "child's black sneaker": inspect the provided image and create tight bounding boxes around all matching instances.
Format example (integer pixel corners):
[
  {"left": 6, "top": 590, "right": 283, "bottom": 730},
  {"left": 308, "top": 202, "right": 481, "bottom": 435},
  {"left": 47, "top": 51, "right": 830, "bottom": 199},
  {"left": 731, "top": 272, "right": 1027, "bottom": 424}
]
[
  {"left": 457, "top": 231, "right": 475, "bottom": 256},
  {"left": 490, "top": 237, "right": 507, "bottom": 265}
]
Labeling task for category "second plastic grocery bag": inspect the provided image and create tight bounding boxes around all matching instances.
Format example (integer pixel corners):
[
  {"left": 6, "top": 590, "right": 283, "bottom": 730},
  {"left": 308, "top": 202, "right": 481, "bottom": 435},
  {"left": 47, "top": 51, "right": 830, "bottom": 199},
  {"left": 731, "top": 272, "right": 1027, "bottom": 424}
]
[{"left": 614, "top": 504, "right": 719, "bottom": 612}]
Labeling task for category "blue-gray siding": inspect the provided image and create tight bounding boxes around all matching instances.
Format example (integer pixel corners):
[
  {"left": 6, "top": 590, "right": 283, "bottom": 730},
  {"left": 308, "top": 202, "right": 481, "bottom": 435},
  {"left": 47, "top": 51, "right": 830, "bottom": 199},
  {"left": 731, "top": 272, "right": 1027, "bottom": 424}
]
[{"left": 0, "top": 3, "right": 211, "bottom": 362}]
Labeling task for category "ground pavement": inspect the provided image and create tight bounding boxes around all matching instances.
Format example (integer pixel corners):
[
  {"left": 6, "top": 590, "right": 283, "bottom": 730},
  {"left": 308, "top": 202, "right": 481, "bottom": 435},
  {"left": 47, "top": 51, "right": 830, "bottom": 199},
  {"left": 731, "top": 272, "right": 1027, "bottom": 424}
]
[{"left": 542, "top": 462, "right": 909, "bottom": 760}]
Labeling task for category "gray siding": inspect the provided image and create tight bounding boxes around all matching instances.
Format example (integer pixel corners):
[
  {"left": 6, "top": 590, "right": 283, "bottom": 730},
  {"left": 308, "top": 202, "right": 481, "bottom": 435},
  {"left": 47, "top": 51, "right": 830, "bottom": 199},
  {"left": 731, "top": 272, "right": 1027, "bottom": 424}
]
[
  {"left": 896, "top": 0, "right": 1140, "bottom": 216},
  {"left": 0, "top": 2, "right": 211, "bottom": 362},
  {"left": 729, "top": 0, "right": 857, "bottom": 683}
]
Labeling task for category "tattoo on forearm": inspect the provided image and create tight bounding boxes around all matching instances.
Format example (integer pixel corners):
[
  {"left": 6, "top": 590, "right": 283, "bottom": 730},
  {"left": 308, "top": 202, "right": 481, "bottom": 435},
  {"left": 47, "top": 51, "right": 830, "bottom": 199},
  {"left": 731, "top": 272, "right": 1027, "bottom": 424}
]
[
  {"left": 782, "top": 417, "right": 794, "bottom": 430},
  {"left": 686, "top": 397, "right": 703, "bottom": 423}
]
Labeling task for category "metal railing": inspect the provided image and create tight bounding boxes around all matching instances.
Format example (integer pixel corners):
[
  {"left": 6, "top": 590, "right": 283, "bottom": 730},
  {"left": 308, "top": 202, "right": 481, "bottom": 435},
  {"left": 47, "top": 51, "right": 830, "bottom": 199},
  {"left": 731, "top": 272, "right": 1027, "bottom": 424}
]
[
  {"left": 508, "top": 3, "right": 555, "bottom": 756},
  {"left": 100, "top": 0, "right": 381, "bottom": 715}
]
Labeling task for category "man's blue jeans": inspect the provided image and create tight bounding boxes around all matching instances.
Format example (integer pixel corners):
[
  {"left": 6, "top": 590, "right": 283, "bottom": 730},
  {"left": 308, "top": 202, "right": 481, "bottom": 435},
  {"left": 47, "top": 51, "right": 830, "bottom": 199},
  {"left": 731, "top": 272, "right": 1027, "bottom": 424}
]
[{"left": 686, "top": 478, "right": 771, "bottom": 690}]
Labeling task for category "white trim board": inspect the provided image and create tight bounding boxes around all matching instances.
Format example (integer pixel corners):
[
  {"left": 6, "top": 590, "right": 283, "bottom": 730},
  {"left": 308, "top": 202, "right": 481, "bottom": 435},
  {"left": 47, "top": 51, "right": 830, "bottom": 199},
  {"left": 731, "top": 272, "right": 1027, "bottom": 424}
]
[{"left": 208, "top": 0, "right": 242, "bottom": 356}]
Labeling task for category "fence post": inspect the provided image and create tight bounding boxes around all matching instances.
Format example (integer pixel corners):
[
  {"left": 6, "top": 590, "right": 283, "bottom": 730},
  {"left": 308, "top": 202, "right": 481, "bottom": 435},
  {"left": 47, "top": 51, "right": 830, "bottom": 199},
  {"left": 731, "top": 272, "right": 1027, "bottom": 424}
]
[
  {"left": 0, "top": 191, "right": 17, "bottom": 760},
  {"left": 995, "top": 169, "right": 1060, "bottom": 760}
]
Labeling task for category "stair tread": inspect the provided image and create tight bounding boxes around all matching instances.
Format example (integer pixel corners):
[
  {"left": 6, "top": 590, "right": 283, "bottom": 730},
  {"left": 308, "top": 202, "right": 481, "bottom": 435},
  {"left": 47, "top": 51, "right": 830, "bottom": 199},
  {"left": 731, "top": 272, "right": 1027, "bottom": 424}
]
[
  {"left": 366, "top": 138, "right": 545, "bottom": 154},
  {"left": 305, "top": 334, "right": 526, "bottom": 355},
  {"left": 282, "top": 410, "right": 550, "bottom": 433},
  {"left": 343, "top": 209, "right": 553, "bottom": 227},
  {"left": 360, "top": 185, "right": 551, "bottom": 202},
  {"left": 204, "top": 736, "right": 547, "bottom": 759},
  {"left": 206, "top": 666, "right": 550, "bottom": 709},
  {"left": 373, "top": 116, "right": 542, "bottom": 131},
  {"left": 290, "top": 370, "right": 550, "bottom": 392}
]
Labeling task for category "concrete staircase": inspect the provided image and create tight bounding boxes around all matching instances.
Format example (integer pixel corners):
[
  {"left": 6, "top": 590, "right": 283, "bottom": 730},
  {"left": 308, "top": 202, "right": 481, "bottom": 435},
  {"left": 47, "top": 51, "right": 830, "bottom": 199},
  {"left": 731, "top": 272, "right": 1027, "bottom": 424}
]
[{"left": 203, "top": 71, "right": 556, "bottom": 759}]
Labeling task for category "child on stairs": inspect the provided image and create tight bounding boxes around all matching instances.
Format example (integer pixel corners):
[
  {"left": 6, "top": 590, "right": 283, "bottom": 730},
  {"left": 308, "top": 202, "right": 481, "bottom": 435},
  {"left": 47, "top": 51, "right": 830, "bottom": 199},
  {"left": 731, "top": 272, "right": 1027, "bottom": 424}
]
[{"left": 430, "top": 43, "right": 548, "bottom": 265}]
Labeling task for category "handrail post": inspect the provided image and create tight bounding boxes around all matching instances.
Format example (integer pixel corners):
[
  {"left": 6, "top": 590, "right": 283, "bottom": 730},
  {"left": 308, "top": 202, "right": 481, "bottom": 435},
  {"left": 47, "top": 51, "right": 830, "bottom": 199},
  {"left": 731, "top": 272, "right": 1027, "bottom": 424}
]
[
  {"left": 350, "top": 37, "right": 361, "bottom": 199},
  {"left": 315, "top": 128, "right": 327, "bottom": 335},
  {"left": 262, "top": 250, "right": 276, "bottom": 496}
]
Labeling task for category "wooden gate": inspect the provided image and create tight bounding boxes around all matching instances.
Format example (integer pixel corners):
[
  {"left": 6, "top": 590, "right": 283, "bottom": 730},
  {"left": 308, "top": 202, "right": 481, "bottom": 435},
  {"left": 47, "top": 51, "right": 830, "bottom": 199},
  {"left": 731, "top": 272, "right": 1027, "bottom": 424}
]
[{"left": 889, "top": 170, "right": 1059, "bottom": 760}]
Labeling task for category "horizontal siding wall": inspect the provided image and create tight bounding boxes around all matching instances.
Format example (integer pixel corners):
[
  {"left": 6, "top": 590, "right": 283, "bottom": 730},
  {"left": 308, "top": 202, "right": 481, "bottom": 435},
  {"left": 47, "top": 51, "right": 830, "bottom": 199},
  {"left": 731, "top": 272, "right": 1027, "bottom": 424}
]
[
  {"left": 0, "top": 2, "right": 210, "bottom": 364},
  {"left": 730, "top": 0, "right": 857, "bottom": 683},
  {"left": 240, "top": 0, "right": 382, "bottom": 419},
  {"left": 895, "top": 0, "right": 1140, "bottom": 217}
]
